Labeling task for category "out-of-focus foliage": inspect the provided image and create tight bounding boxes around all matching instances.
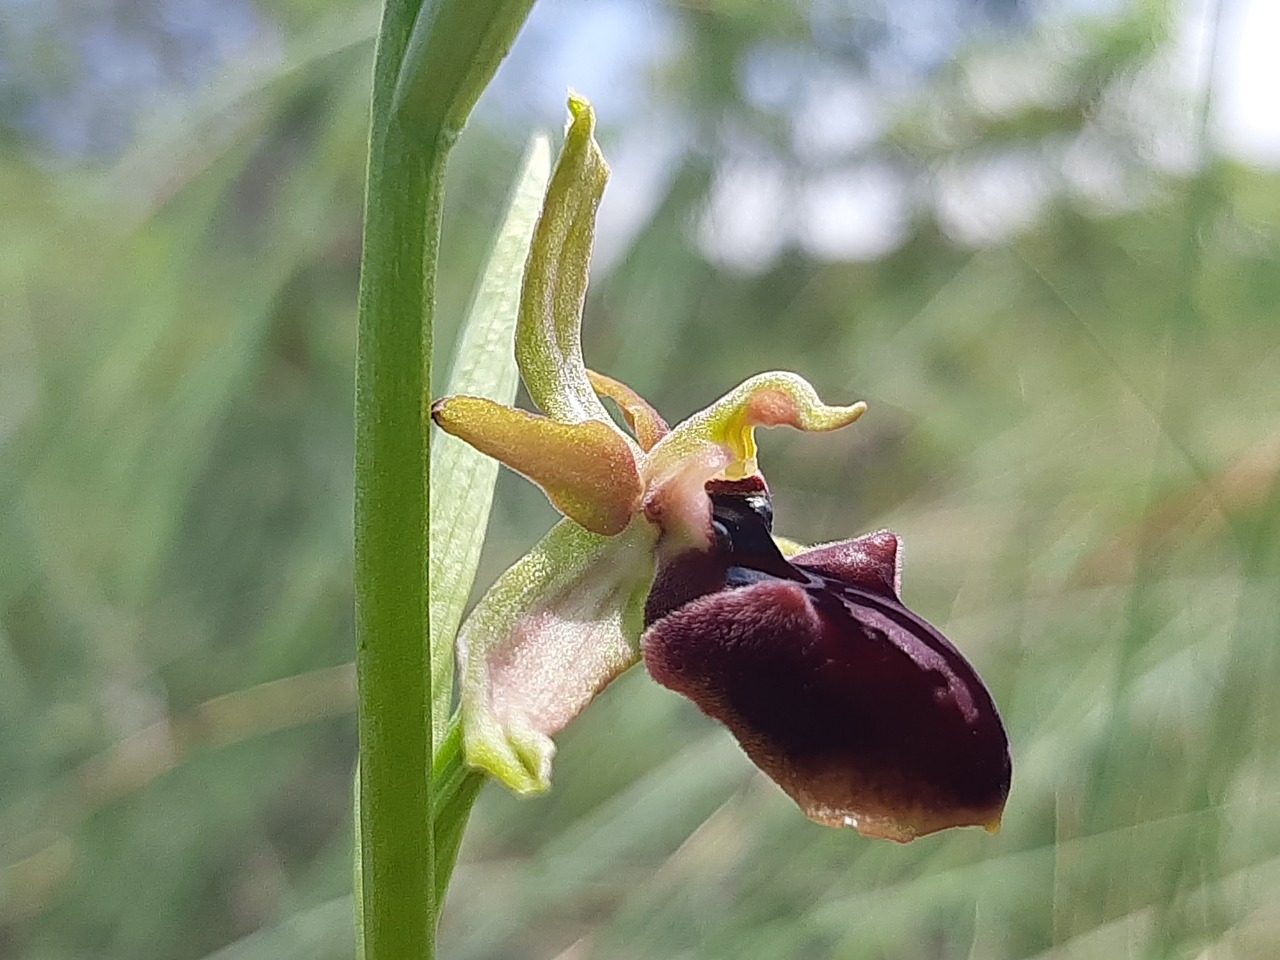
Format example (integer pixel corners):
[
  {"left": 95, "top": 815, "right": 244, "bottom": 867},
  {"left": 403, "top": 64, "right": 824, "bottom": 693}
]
[{"left": 3, "top": 0, "right": 1279, "bottom": 958}]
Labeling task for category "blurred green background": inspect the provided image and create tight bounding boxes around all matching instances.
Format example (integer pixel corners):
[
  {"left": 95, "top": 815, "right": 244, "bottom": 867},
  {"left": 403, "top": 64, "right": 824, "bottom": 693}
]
[{"left": 3, "top": 0, "right": 1279, "bottom": 957}]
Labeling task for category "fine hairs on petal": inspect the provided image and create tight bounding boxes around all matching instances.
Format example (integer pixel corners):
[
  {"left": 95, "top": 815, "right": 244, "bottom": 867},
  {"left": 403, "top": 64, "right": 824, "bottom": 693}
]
[
  {"left": 456, "top": 518, "right": 658, "bottom": 793},
  {"left": 431, "top": 395, "right": 642, "bottom": 536},
  {"left": 641, "top": 486, "right": 1011, "bottom": 841},
  {"left": 434, "top": 96, "right": 1009, "bottom": 834}
]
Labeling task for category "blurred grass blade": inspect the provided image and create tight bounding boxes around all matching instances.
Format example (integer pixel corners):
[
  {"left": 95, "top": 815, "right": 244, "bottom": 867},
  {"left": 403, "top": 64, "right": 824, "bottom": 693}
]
[
  {"left": 202, "top": 897, "right": 354, "bottom": 960},
  {"left": 429, "top": 135, "right": 552, "bottom": 746}
]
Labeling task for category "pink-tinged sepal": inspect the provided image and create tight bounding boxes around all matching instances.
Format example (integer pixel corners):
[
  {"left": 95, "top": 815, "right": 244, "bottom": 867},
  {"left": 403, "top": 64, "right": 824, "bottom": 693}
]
[{"left": 457, "top": 518, "right": 658, "bottom": 793}]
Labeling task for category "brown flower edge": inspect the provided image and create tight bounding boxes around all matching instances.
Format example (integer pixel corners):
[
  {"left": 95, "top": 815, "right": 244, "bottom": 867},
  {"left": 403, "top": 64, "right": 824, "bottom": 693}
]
[{"left": 642, "top": 477, "right": 1011, "bottom": 842}]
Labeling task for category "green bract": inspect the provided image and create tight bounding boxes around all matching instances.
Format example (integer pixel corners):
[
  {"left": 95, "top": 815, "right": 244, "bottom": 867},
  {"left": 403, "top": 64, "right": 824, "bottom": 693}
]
[{"left": 432, "top": 95, "right": 866, "bottom": 794}]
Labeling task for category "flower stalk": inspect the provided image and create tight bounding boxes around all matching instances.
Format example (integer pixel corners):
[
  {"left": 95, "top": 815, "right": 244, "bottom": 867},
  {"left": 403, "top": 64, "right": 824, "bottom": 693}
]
[{"left": 353, "top": 1, "right": 535, "bottom": 958}]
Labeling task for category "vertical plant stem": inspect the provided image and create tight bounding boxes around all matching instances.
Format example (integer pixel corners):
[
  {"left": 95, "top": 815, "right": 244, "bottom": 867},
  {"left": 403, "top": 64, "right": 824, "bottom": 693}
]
[
  {"left": 354, "top": 2, "right": 537, "bottom": 958},
  {"left": 354, "top": 1, "right": 436, "bottom": 956}
]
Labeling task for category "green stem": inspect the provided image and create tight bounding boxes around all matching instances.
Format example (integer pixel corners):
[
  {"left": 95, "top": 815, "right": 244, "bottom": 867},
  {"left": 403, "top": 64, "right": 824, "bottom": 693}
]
[
  {"left": 355, "top": 4, "right": 436, "bottom": 957},
  {"left": 353, "top": 2, "right": 536, "bottom": 959}
]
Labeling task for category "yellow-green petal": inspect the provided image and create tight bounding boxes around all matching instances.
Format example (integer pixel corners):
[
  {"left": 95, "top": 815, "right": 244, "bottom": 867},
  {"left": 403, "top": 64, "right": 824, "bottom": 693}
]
[
  {"left": 647, "top": 371, "right": 867, "bottom": 483},
  {"left": 588, "top": 368, "right": 670, "bottom": 451},
  {"left": 431, "top": 395, "right": 641, "bottom": 536}
]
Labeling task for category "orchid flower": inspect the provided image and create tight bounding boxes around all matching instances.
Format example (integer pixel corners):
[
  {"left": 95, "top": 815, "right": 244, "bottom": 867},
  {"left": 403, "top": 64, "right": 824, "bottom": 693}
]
[{"left": 432, "top": 95, "right": 1011, "bottom": 843}]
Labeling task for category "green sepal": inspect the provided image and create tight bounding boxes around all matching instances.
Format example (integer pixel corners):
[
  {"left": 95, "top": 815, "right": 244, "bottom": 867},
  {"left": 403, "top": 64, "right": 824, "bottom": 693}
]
[
  {"left": 456, "top": 516, "right": 658, "bottom": 792},
  {"left": 515, "top": 94, "right": 617, "bottom": 427}
]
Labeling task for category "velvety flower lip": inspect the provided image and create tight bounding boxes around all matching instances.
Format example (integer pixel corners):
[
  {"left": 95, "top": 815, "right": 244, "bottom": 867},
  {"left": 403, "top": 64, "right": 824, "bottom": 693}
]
[
  {"left": 429, "top": 95, "right": 1010, "bottom": 839},
  {"left": 642, "top": 483, "right": 1012, "bottom": 842}
]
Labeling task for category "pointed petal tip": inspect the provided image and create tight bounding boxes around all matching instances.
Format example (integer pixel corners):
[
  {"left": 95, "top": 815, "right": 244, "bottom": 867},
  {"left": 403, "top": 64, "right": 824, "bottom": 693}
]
[
  {"left": 748, "top": 391, "right": 867, "bottom": 433},
  {"left": 648, "top": 372, "right": 867, "bottom": 485},
  {"left": 567, "top": 90, "right": 593, "bottom": 122},
  {"left": 735, "top": 374, "right": 867, "bottom": 433}
]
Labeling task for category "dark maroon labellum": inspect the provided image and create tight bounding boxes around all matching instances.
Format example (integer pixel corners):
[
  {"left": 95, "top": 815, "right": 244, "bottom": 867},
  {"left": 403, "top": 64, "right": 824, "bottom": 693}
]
[{"left": 641, "top": 482, "right": 1011, "bottom": 841}]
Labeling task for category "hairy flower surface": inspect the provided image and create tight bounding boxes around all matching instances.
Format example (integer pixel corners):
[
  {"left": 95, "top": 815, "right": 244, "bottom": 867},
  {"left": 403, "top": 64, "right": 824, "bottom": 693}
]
[
  {"left": 643, "top": 479, "right": 1009, "bottom": 841},
  {"left": 432, "top": 95, "right": 1010, "bottom": 841}
]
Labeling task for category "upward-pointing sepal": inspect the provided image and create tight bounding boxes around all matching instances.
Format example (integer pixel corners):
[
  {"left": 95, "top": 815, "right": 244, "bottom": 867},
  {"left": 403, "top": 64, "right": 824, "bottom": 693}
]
[{"left": 516, "top": 93, "right": 613, "bottom": 425}]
